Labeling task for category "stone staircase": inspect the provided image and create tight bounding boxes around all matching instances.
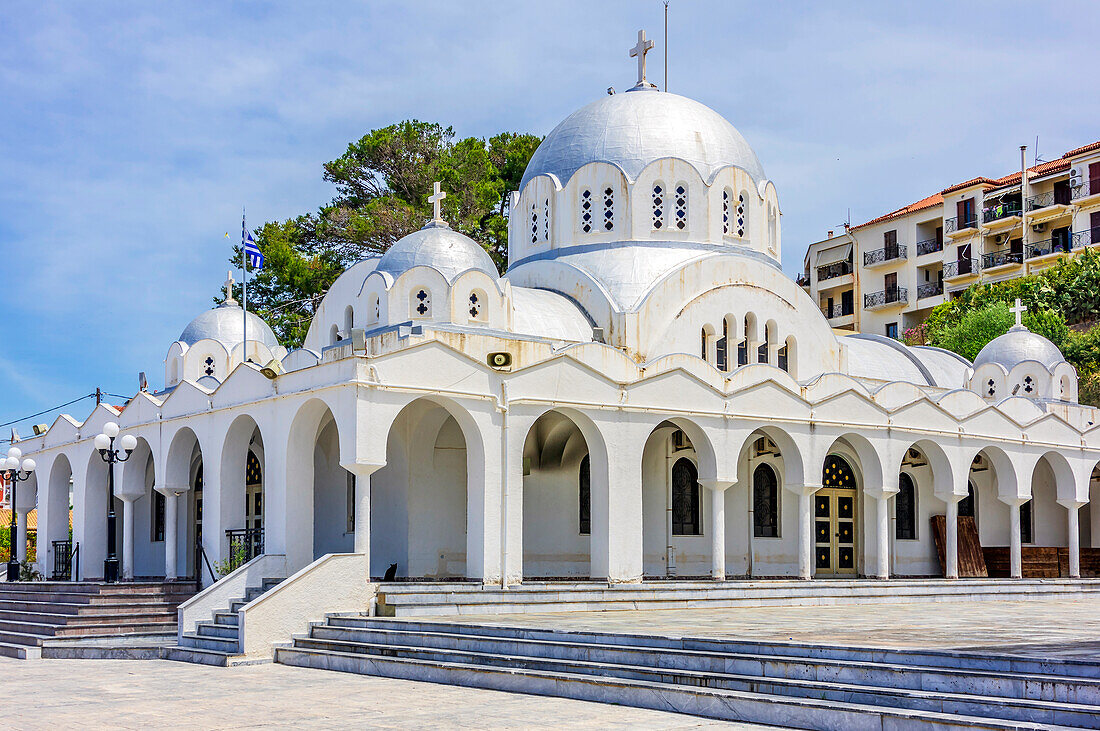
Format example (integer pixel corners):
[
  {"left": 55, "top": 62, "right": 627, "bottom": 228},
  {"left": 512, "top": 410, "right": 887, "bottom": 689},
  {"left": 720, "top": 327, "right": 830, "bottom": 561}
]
[
  {"left": 166, "top": 577, "right": 283, "bottom": 666},
  {"left": 0, "top": 581, "right": 196, "bottom": 659},
  {"left": 374, "top": 577, "right": 1100, "bottom": 617},
  {"left": 277, "top": 616, "right": 1100, "bottom": 729}
]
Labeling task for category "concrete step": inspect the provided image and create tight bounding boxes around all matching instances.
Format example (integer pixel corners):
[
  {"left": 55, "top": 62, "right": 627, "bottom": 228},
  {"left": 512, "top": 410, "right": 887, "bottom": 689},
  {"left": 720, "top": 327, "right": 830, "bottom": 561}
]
[
  {"left": 196, "top": 621, "right": 240, "bottom": 640},
  {"left": 0, "top": 641, "right": 41, "bottom": 659},
  {"left": 0, "top": 629, "right": 50, "bottom": 646},
  {"left": 213, "top": 612, "right": 239, "bottom": 627},
  {"left": 162, "top": 645, "right": 259, "bottom": 667},
  {"left": 310, "top": 622, "right": 1100, "bottom": 706},
  {"left": 0, "top": 608, "right": 176, "bottom": 625},
  {"left": 275, "top": 645, "right": 1061, "bottom": 730},
  {"left": 178, "top": 632, "right": 239, "bottom": 653}
]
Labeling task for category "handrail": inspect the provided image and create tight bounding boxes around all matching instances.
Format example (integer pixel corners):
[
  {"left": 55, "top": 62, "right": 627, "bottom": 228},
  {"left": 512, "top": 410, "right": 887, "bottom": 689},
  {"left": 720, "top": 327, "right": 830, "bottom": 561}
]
[
  {"left": 72, "top": 542, "right": 79, "bottom": 582},
  {"left": 943, "top": 259, "right": 978, "bottom": 278},
  {"left": 915, "top": 238, "right": 943, "bottom": 256},
  {"left": 177, "top": 553, "right": 287, "bottom": 637},
  {"left": 195, "top": 543, "right": 216, "bottom": 589},
  {"left": 945, "top": 216, "right": 978, "bottom": 234},
  {"left": 863, "top": 244, "right": 906, "bottom": 267}
]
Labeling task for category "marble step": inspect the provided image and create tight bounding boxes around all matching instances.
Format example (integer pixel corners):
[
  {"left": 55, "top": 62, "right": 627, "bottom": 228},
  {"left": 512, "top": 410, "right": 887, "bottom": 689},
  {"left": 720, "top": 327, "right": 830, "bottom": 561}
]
[
  {"left": 0, "top": 598, "right": 177, "bottom": 615},
  {"left": 339, "top": 616, "right": 1100, "bottom": 680},
  {"left": 0, "top": 640, "right": 41, "bottom": 659},
  {"left": 178, "top": 632, "right": 239, "bottom": 653},
  {"left": 162, "top": 645, "right": 260, "bottom": 667},
  {"left": 275, "top": 645, "right": 1061, "bottom": 730},
  {"left": 309, "top": 623, "right": 1100, "bottom": 706},
  {"left": 213, "top": 612, "right": 240, "bottom": 627},
  {"left": 195, "top": 621, "right": 240, "bottom": 640}
]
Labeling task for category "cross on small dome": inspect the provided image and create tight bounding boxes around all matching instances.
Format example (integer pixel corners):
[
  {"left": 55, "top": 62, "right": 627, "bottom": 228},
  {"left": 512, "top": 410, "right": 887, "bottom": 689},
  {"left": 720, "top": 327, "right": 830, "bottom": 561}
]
[
  {"left": 1010, "top": 298, "right": 1027, "bottom": 328},
  {"left": 224, "top": 270, "right": 238, "bottom": 306},
  {"left": 629, "top": 30, "right": 656, "bottom": 90},
  {"left": 429, "top": 182, "right": 447, "bottom": 224}
]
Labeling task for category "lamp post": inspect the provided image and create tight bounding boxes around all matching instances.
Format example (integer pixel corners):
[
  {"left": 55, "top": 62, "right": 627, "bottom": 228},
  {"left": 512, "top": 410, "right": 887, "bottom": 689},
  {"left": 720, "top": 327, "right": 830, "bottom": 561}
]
[
  {"left": 3, "top": 447, "right": 35, "bottom": 582},
  {"left": 94, "top": 422, "right": 136, "bottom": 583}
]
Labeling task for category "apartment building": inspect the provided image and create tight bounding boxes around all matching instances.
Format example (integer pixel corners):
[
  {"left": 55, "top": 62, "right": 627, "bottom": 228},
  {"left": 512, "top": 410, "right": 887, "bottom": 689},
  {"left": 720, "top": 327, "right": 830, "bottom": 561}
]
[{"left": 801, "top": 141, "right": 1100, "bottom": 339}]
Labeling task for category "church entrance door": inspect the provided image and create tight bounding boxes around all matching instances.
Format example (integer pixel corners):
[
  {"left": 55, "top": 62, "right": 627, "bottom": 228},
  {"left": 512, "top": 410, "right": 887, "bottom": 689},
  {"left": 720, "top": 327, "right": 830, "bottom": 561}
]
[{"left": 814, "top": 488, "right": 857, "bottom": 577}]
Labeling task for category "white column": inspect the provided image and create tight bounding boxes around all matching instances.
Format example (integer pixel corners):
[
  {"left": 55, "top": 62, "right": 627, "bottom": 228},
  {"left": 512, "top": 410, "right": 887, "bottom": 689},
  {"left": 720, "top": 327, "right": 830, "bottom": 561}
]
[
  {"left": 121, "top": 496, "right": 136, "bottom": 580},
  {"left": 945, "top": 497, "right": 959, "bottom": 580},
  {"left": 798, "top": 487, "right": 816, "bottom": 580},
  {"left": 875, "top": 494, "right": 890, "bottom": 580},
  {"left": 342, "top": 463, "right": 383, "bottom": 580},
  {"left": 1009, "top": 501, "right": 1022, "bottom": 579},
  {"left": 15, "top": 509, "right": 28, "bottom": 563},
  {"left": 702, "top": 481, "right": 732, "bottom": 581},
  {"left": 1067, "top": 503, "right": 1081, "bottom": 579},
  {"left": 164, "top": 491, "right": 179, "bottom": 581}
]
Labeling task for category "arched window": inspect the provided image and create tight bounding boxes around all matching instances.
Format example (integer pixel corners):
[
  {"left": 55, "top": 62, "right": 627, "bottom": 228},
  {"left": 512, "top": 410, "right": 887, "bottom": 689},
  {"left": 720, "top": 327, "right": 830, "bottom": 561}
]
[
  {"left": 700, "top": 327, "right": 708, "bottom": 360},
  {"left": 246, "top": 450, "right": 263, "bottom": 532},
  {"left": 652, "top": 183, "right": 665, "bottom": 230},
  {"left": 329, "top": 324, "right": 340, "bottom": 345},
  {"left": 1020, "top": 498, "right": 1033, "bottom": 544},
  {"left": 768, "top": 204, "right": 777, "bottom": 251},
  {"left": 738, "top": 315, "right": 751, "bottom": 367},
  {"left": 722, "top": 189, "right": 731, "bottom": 235},
  {"left": 896, "top": 473, "right": 916, "bottom": 540},
  {"left": 758, "top": 324, "right": 770, "bottom": 364},
  {"left": 580, "top": 189, "right": 593, "bottom": 233},
  {"left": 543, "top": 198, "right": 550, "bottom": 241},
  {"left": 822, "top": 455, "right": 855, "bottom": 488},
  {"left": 468, "top": 289, "right": 487, "bottom": 322},
  {"left": 530, "top": 202, "right": 538, "bottom": 244},
  {"left": 674, "top": 183, "right": 688, "bottom": 230},
  {"left": 737, "top": 191, "right": 748, "bottom": 238},
  {"left": 716, "top": 319, "right": 728, "bottom": 372},
  {"left": 777, "top": 340, "right": 789, "bottom": 373},
  {"left": 170, "top": 360, "right": 179, "bottom": 385},
  {"left": 368, "top": 294, "right": 380, "bottom": 325},
  {"left": 412, "top": 288, "right": 432, "bottom": 318},
  {"left": 602, "top": 187, "right": 615, "bottom": 231},
  {"left": 671, "top": 458, "right": 700, "bottom": 535},
  {"left": 753, "top": 463, "right": 779, "bottom": 537},
  {"left": 959, "top": 480, "right": 976, "bottom": 519},
  {"left": 579, "top": 454, "right": 591, "bottom": 535},
  {"left": 343, "top": 305, "right": 354, "bottom": 336}
]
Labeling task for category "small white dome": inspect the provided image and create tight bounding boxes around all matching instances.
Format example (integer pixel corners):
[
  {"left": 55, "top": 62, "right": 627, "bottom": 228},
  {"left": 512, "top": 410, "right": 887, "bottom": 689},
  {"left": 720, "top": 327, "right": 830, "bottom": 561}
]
[
  {"left": 972, "top": 325, "right": 1065, "bottom": 371},
  {"left": 179, "top": 303, "right": 279, "bottom": 350},
  {"left": 377, "top": 222, "right": 498, "bottom": 283},
  {"left": 520, "top": 88, "right": 766, "bottom": 190}
]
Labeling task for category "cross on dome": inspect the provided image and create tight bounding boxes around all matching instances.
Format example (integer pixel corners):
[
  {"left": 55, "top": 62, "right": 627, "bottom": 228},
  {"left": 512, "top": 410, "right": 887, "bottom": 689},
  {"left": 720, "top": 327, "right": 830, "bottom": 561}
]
[
  {"left": 224, "top": 270, "right": 238, "bottom": 306},
  {"left": 629, "top": 29, "right": 656, "bottom": 90},
  {"left": 429, "top": 181, "right": 447, "bottom": 224},
  {"left": 1010, "top": 298, "right": 1027, "bottom": 328}
]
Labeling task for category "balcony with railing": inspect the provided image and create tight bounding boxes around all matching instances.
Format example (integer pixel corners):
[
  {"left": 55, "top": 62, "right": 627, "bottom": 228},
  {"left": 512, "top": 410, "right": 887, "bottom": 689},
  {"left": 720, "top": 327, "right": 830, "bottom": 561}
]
[
  {"left": 1026, "top": 238, "right": 1072, "bottom": 260},
  {"left": 1072, "top": 229, "right": 1097, "bottom": 249},
  {"left": 943, "top": 258, "right": 978, "bottom": 279},
  {"left": 816, "top": 260, "right": 853, "bottom": 283},
  {"left": 821, "top": 302, "right": 855, "bottom": 320},
  {"left": 1072, "top": 179, "right": 1099, "bottom": 203},
  {"left": 863, "top": 244, "right": 907, "bottom": 267},
  {"left": 981, "top": 249, "right": 1024, "bottom": 270},
  {"left": 945, "top": 215, "right": 979, "bottom": 236},
  {"left": 982, "top": 200, "right": 1022, "bottom": 225},
  {"left": 916, "top": 280, "right": 944, "bottom": 300},
  {"left": 915, "top": 238, "right": 943, "bottom": 257},
  {"left": 864, "top": 286, "right": 908, "bottom": 310}
]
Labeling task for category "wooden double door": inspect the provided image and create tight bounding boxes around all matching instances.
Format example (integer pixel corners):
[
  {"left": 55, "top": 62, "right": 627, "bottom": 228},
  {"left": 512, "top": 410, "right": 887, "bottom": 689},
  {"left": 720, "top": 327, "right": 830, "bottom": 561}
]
[{"left": 814, "top": 487, "right": 858, "bottom": 576}]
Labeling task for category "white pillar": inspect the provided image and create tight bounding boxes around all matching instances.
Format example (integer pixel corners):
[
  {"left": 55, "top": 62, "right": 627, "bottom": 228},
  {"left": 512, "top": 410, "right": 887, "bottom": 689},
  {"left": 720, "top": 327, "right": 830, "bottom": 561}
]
[
  {"left": 702, "top": 481, "right": 732, "bottom": 581},
  {"left": 798, "top": 488, "right": 816, "bottom": 580},
  {"left": 945, "top": 497, "right": 959, "bottom": 580},
  {"left": 164, "top": 491, "right": 179, "bottom": 581},
  {"left": 342, "top": 463, "right": 383, "bottom": 581},
  {"left": 875, "top": 494, "right": 890, "bottom": 580},
  {"left": 121, "top": 496, "right": 136, "bottom": 580},
  {"left": 1009, "top": 501, "right": 1022, "bottom": 579},
  {"left": 15, "top": 509, "right": 28, "bottom": 563},
  {"left": 1067, "top": 503, "right": 1081, "bottom": 579}
]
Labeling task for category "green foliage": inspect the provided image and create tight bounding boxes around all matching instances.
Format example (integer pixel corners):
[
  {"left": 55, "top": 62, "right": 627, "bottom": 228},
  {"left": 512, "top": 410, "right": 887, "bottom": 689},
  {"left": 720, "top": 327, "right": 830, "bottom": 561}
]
[
  {"left": 937, "top": 302, "right": 1014, "bottom": 362},
  {"left": 229, "top": 121, "right": 542, "bottom": 348},
  {"left": 213, "top": 543, "right": 250, "bottom": 577},
  {"left": 19, "top": 560, "right": 42, "bottom": 582}
]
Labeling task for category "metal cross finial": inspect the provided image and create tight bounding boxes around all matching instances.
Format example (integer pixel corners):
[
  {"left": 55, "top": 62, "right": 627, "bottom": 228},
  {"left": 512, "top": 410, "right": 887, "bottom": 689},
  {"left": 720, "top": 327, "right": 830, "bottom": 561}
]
[
  {"left": 429, "top": 182, "right": 446, "bottom": 223},
  {"left": 629, "top": 29, "right": 655, "bottom": 88},
  {"left": 224, "top": 270, "right": 238, "bottom": 305},
  {"left": 1011, "top": 298, "right": 1027, "bottom": 328}
]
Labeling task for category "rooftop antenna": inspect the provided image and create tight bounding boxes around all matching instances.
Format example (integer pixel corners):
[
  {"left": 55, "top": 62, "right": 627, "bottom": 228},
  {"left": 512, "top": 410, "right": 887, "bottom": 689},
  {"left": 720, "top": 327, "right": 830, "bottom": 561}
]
[{"left": 663, "top": 1, "right": 669, "bottom": 92}]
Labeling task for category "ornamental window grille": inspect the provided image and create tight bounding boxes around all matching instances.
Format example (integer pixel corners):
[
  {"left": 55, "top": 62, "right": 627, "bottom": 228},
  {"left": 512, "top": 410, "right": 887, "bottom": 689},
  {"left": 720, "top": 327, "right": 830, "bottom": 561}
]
[
  {"left": 246, "top": 451, "right": 263, "bottom": 486},
  {"left": 722, "top": 189, "right": 731, "bottom": 235},
  {"left": 371, "top": 295, "right": 380, "bottom": 324},
  {"left": 414, "top": 288, "right": 431, "bottom": 317},
  {"left": 822, "top": 455, "right": 855, "bottom": 488},
  {"left": 530, "top": 203, "right": 538, "bottom": 244},
  {"left": 674, "top": 184, "right": 688, "bottom": 230},
  {"left": 987, "top": 379, "right": 996, "bottom": 398},
  {"left": 671, "top": 458, "right": 701, "bottom": 535},
  {"left": 1023, "top": 375, "right": 1034, "bottom": 394},
  {"left": 753, "top": 463, "right": 779, "bottom": 537},
  {"left": 581, "top": 189, "right": 593, "bottom": 233},
  {"left": 578, "top": 455, "right": 591, "bottom": 535},
  {"left": 543, "top": 198, "right": 550, "bottom": 241},
  {"left": 204, "top": 356, "right": 215, "bottom": 377},
  {"left": 602, "top": 187, "right": 614, "bottom": 231},
  {"left": 896, "top": 473, "right": 916, "bottom": 540},
  {"left": 737, "top": 192, "right": 747, "bottom": 237},
  {"left": 652, "top": 184, "right": 665, "bottom": 229},
  {"left": 468, "top": 291, "right": 484, "bottom": 320}
]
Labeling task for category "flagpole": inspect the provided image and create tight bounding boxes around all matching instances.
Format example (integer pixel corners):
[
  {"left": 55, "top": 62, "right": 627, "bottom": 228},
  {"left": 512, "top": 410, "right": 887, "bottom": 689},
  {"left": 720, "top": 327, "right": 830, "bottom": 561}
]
[{"left": 242, "top": 212, "right": 249, "bottom": 365}]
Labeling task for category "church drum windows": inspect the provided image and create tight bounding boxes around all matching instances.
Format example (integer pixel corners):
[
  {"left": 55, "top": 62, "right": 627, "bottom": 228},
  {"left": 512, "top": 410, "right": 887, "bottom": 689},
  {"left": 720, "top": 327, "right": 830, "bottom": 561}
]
[
  {"left": 602, "top": 187, "right": 615, "bottom": 231},
  {"left": 543, "top": 198, "right": 550, "bottom": 241},
  {"left": 581, "top": 189, "right": 593, "bottom": 233},
  {"left": 652, "top": 183, "right": 665, "bottom": 230},
  {"left": 736, "top": 191, "right": 747, "bottom": 238},
  {"left": 722, "top": 189, "right": 731, "bottom": 236},
  {"left": 716, "top": 320, "right": 728, "bottom": 372},
  {"left": 671, "top": 458, "right": 701, "bottom": 536},
  {"left": 412, "top": 288, "right": 432, "bottom": 318},
  {"left": 468, "top": 289, "right": 487, "bottom": 322},
  {"left": 896, "top": 472, "right": 917, "bottom": 540},
  {"left": 530, "top": 202, "right": 538, "bottom": 245},
  {"left": 753, "top": 463, "right": 779, "bottom": 537},
  {"left": 674, "top": 183, "right": 688, "bottom": 230}
]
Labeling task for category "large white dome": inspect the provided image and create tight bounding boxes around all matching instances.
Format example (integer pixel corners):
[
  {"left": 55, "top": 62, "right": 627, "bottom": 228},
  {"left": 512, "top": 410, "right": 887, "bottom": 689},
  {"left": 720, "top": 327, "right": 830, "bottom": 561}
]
[
  {"left": 973, "top": 325, "right": 1066, "bottom": 372},
  {"left": 179, "top": 303, "right": 279, "bottom": 350},
  {"left": 520, "top": 88, "right": 766, "bottom": 190},
  {"left": 377, "top": 222, "right": 498, "bottom": 283}
]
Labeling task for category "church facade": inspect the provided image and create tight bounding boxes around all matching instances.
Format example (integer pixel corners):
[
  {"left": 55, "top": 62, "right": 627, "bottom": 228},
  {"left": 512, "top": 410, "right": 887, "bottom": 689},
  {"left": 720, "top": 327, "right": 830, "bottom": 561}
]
[{"left": 13, "top": 36, "right": 1100, "bottom": 595}]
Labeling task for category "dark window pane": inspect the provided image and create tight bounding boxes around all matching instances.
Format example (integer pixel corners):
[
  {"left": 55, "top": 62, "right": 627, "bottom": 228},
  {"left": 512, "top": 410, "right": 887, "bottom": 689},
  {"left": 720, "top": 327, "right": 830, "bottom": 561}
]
[
  {"left": 958, "top": 482, "right": 976, "bottom": 518},
  {"left": 822, "top": 455, "right": 856, "bottom": 488},
  {"left": 896, "top": 473, "right": 916, "bottom": 540},
  {"left": 752, "top": 464, "right": 778, "bottom": 537},
  {"left": 1020, "top": 499, "right": 1033, "bottom": 544},
  {"left": 579, "top": 455, "right": 591, "bottom": 535},
  {"left": 671, "top": 458, "right": 700, "bottom": 535}
]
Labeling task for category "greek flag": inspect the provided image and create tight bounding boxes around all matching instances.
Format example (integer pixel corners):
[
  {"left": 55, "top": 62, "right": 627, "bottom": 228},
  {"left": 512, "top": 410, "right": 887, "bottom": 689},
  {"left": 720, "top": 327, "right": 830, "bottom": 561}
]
[{"left": 242, "top": 216, "right": 264, "bottom": 269}]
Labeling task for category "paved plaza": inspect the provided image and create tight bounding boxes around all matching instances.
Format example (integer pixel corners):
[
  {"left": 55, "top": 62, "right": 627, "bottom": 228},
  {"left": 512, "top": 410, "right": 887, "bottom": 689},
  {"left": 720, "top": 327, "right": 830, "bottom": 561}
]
[{"left": 11, "top": 657, "right": 765, "bottom": 730}]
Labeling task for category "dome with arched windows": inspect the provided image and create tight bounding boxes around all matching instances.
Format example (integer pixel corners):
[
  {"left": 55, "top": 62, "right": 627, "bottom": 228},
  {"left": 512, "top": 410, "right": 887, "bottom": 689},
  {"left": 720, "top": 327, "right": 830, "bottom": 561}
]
[
  {"left": 179, "top": 301, "right": 280, "bottom": 350},
  {"left": 377, "top": 221, "right": 498, "bottom": 283},
  {"left": 973, "top": 326, "right": 1066, "bottom": 371}
]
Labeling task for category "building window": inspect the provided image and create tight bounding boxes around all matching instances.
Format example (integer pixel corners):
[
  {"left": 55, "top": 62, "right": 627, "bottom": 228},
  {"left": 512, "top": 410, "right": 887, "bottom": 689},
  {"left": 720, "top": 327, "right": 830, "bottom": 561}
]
[
  {"left": 768, "top": 204, "right": 777, "bottom": 251},
  {"left": 543, "top": 198, "right": 550, "bottom": 241},
  {"left": 152, "top": 489, "right": 165, "bottom": 542},
  {"left": 1020, "top": 499, "right": 1033, "bottom": 544},
  {"left": 602, "top": 187, "right": 615, "bottom": 231},
  {"left": 204, "top": 356, "right": 215, "bottom": 377},
  {"left": 822, "top": 455, "right": 855, "bottom": 488},
  {"left": 758, "top": 325, "right": 770, "bottom": 364},
  {"left": 468, "top": 290, "right": 486, "bottom": 321},
  {"left": 346, "top": 472, "right": 356, "bottom": 534},
  {"left": 652, "top": 184, "right": 665, "bottom": 229},
  {"left": 716, "top": 320, "right": 728, "bottom": 372},
  {"left": 530, "top": 202, "right": 538, "bottom": 244},
  {"left": 579, "top": 455, "right": 591, "bottom": 535},
  {"left": 369, "top": 295, "right": 380, "bottom": 325},
  {"left": 674, "top": 184, "right": 688, "bottom": 230},
  {"left": 722, "top": 189, "right": 731, "bottom": 235},
  {"left": 671, "top": 458, "right": 700, "bottom": 535},
  {"left": 737, "top": 192, "right": 747, "bottom": 238},
  {"left": 896, "top": 473, "right": 916, "bottom": 540},
  {"left": 580, "top": 189, "right": 593, "bottom": 233},
  {"left": 700, "top": 327, "right": 708, "bottom": 360},
  {"left": 777, "top": 342, "right": 789, "bottom": 372},
  {"left": 1023, "top": 375, "right": 1034, "bottom": 394},
  {"left": 753, "top": 463, "right": 779, "bottom": 537},
  {"left": 885, "top": 322, "right": 899, "bottom": 340},
  {"left": 413, "top": 288, "right": 431, "bottom": 318},
  {"left": 959, "top": 481, "right": 976, "bottom": 520}
]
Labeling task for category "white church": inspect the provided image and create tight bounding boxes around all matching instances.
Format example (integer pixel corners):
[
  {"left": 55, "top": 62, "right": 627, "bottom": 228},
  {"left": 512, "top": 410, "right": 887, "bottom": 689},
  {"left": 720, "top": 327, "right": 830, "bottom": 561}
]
[{"left": 11, "top": 32, "right": 1100, "bottom": 642}]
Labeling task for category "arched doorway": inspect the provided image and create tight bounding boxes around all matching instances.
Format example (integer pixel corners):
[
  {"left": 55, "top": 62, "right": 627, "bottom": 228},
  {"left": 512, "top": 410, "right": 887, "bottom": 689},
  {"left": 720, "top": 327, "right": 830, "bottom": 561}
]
[
  {"left": 44, "top": 455, "right": 74, "bottom": 580},
  {"left": 815, "top": 454, "right": 859, "bottom": 577},
  {"left": 220, "top": 415, "right": 265, "bottom": 570}
]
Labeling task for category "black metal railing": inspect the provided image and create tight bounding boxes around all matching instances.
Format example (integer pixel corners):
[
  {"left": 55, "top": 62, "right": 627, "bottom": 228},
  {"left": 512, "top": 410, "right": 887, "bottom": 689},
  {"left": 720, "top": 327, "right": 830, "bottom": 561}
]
[
  {"left": 51, "top": 540, "right": 75, "bottom": 581},
  {"left": 816, "top": 260, "right": 853, "bottom": 282},
  {"left": 915, "top": 238, "right": 943, "bottom": 256},
  {"left": 1072, "top": 179, "right": 1097, "bottom": 200},
  {"left": 864, "top": 286, "right": 907, "bottom": 309},
  {"left": 822, "top": 302, "right": 855, "bottom": 319},
  {"left": 225, "top": 528, "right": 264, "bottom": 572},
  {"left": 917, "top": 281, "right": 944, "bottom": 299},
  {"left": 796, "top": 274, "right": 810, "bottom": 287},
  {"left": 943, "top": 259, "right": 978, "bottom": 278},
  {"left": 1072, "top": 229, "right": 1097, "bottom": 249},
  {"left": 864, "top": 244, "right": 907, "bottom": 266},
  {"left": 982, "top": 201, "right": 1022, "bottom": 223},
  {"left": 1027, "top": 191, "right": 1056, "bottom": 211},
  {"left": 944, "top": 216, "right": 979, "bottom": 234},
  {"left": 1026, "top": 239, "right": 1072, "bottom": 259},
  {"left": 194, "top": 542, "right": 216, "bottom": 589},
  {"left": 981, "top": 250, "right": 1024, "bottom": 269}
]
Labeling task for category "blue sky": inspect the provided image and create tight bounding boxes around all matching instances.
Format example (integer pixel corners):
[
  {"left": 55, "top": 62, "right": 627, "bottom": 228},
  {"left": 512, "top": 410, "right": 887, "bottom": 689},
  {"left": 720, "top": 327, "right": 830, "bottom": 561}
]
[{"left": 2, "top": 1, "right": 1098, "bottom": 432}]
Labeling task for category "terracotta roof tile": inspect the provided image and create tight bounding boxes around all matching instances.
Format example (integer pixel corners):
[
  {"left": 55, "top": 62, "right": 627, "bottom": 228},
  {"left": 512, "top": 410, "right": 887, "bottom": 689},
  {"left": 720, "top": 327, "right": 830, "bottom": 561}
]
[
  {"left": 1064, "top": 140, "right": 1100, "bottom": 158},
  {"left": 852, "top": 193, "right": 943, "bottom": 230}
]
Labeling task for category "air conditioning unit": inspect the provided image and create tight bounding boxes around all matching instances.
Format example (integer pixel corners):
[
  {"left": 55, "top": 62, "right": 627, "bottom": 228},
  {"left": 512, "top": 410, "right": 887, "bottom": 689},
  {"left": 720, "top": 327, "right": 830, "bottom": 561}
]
[
  {"left": 1071, "top": 166, "right": 1084, "bottom": 187},
  {"left": 995, "top": 233, "right": 1007, "bottom": 244}
]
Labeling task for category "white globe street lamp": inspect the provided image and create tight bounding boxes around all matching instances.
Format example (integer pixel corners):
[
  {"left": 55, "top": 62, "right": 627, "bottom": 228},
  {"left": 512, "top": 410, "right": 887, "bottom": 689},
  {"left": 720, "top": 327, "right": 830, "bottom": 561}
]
[{"left": 94, "top": 422, "right": 136, "bottom": 583}]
